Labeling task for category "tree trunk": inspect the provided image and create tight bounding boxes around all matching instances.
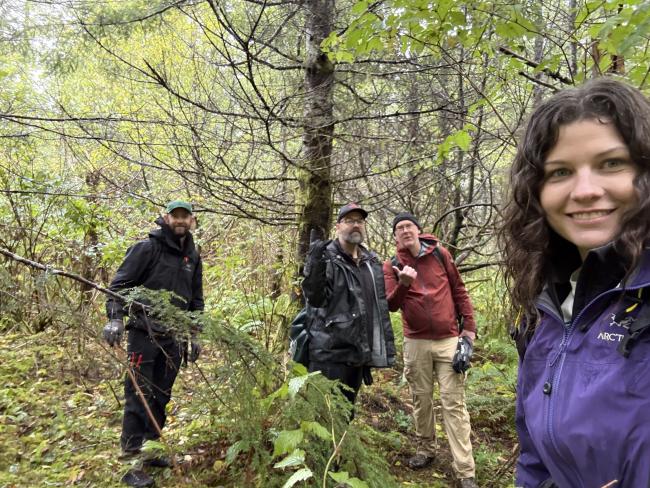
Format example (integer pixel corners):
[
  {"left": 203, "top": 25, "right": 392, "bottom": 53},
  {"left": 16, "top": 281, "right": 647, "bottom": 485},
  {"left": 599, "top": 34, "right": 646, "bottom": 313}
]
[
  {"left": 80, "top": 170, "right": 101, "bottom": 299},
  {"left": 296, "top": 0, "right": 335, "bottom": 280}
]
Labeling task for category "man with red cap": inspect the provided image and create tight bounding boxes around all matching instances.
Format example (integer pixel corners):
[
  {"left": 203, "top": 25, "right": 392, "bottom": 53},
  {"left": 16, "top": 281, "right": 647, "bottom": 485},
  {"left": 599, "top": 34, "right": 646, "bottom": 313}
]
[{"left": 301, "top": 203, "right": 396, "bottom": 406}]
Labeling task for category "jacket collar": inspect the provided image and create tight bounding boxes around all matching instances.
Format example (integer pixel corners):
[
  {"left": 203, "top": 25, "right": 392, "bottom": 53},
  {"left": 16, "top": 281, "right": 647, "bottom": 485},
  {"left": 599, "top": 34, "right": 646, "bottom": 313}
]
[
  {"left": 151, "top": 216, "right": 194, "bottom": 253},
  {"left": 331, "top": 238, "right": 373, "bottom": 264},
  {"left": 537, "top": 242, "right": 650, "bottom": 318},
  {"left": 396, "top": 233, "right": 439, "bottom": 262}
]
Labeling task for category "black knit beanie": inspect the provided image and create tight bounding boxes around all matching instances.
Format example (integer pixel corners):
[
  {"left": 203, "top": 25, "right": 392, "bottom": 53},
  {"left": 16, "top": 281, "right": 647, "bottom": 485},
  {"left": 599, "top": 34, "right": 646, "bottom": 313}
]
[{"left": 392, "top": 212, "right": 422, "bottom": 234}]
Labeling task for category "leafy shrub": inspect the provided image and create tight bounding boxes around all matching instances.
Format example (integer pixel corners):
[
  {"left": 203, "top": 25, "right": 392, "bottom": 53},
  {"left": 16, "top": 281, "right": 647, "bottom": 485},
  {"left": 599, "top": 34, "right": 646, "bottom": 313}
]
[{"left": 119, "top": 291, "right": 398, "bottom": 487}]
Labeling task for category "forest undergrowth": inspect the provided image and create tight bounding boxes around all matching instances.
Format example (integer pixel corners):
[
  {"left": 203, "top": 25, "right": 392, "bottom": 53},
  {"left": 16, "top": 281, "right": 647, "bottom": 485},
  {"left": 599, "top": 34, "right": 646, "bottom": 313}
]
[{"left": 0, "top": 329, "right": 518, "bottom": 488}]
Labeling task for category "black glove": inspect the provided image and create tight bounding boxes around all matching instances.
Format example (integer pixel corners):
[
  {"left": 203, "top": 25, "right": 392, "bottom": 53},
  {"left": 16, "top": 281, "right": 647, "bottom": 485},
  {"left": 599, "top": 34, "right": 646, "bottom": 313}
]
[
  {"left": 103, "top": 318, "right": 124, "bottom": 347},
  {"left": 304, "top": 239, "right": 329, "bottom": 277},
  {"left": 188, "top": 340, "right": 201, "bottom": 363},
  {"left": 452, "top": 336, "right": 473, "bottom": 373}
]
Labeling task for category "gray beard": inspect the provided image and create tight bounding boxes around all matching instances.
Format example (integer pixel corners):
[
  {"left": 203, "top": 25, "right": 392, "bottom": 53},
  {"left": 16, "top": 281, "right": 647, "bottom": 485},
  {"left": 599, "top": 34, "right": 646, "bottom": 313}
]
[{"left": 344, "top": 232, "right": 363, "bottom": 245}]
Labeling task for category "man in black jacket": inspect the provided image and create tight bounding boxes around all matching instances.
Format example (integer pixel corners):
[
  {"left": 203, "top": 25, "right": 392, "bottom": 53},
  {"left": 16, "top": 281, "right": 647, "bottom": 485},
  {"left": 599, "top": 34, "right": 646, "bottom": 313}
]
[
  {"left": 104, "top": 200, "right": 204, "bottom": 488},
  {"left": 302, "top": 203, "right": 396, "bottom": 405}
]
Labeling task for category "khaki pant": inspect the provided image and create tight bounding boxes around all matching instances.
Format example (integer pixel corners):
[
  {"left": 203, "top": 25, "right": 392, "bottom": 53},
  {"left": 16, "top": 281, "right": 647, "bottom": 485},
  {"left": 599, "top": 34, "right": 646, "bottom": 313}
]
[{"left": 404, "top": 336, "right": 475, "bottom": 478}]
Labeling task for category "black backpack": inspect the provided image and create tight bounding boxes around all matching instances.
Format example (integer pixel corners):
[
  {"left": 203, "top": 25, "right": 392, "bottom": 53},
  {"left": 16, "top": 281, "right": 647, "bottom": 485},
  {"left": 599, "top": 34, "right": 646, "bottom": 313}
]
[{"left": 289, "top": 306, "right": 312, "bottom": 366}]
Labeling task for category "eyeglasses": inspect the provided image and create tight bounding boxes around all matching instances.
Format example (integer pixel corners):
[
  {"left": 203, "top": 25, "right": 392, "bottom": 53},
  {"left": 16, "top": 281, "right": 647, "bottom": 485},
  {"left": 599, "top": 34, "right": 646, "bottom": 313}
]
[
  {"left": 395, "top": 222, "right": 416, "bottom": 233},
  {"left": 342, "top": 218, "right": 366, "bottom": 226}
]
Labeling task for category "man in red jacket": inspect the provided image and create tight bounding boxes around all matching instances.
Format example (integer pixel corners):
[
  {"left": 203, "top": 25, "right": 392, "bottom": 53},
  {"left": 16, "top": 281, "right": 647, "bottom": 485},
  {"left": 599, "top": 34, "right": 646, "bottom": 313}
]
[{"left": 383, "top": 212, "right": 478, "bottom": 488}]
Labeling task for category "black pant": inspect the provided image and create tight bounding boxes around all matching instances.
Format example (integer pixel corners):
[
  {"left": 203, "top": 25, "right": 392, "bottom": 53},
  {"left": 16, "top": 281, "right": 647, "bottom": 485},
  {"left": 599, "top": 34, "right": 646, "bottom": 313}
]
[
  {"left": 308, "top": 361, "right": 364, "bottom": 405},
  {"left": 121, "top": 329, "right": 182, "bottom": 452}
]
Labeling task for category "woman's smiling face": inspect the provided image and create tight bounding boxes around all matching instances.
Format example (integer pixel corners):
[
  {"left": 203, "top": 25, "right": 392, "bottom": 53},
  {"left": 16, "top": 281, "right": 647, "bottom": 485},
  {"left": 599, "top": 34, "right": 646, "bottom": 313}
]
[{"left": 540, "top": 119, "right": 638, "bottom": 260}]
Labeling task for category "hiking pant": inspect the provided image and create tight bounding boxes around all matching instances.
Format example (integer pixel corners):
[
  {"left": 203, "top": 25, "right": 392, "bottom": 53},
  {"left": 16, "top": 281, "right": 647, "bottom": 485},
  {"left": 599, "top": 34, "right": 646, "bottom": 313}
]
[
  {"left": 309, "top": 361, "right": 363, "bottom": 404},
  {"left": 403, "top": 336, "right": 475, "bottom": 479},
  {"left": 121, "top": 328, "right": 182, "bottom": 453}
]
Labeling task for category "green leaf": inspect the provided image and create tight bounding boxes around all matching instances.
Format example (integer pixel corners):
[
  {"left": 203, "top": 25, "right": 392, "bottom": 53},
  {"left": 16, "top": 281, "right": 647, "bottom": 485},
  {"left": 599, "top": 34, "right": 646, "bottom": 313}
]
[
  {"left": 448, "top": 11, "right": 466, "bottom": 26},
  {"left": 334, "top": 50, "right": 356, "bottom": 63},
  {"left": 598, "top": 53, "right": 613, "bottom": 73},
  {"left": 513, "top": 13, "right": 537, "bottom": 34},
  {"left": 346, "top": 478, "right": 370, "bottom": 488},
  {"left": 266, "top": 383, "right": 289, "bottom": 405},
  {"left": 495, "top": 21, "right": 524, "bottom": 40},
  {"left": 300, "top": 420, "right": 332, "bottom": 440},
  {"left": 273, "top": 449, "right": 305, "bottom": 469},
  {"left": 455, "top": 130, "right": 472, "bottom": 151},
  {"left": 273, "top": 429, "right": 304, "bottom": 458},
  {"left": 288, "top": 375, "right": 308, "bottom": 398},
  {"left": 141, "top": 440, "right": 166, "bottom": 454},
  {"left": 282, "top": 467, "right": 313, "bottom": 488},
  {"left": 367, "top": 36, "right": 385, "bottom": 52},
  {"left": 351, "top": 0, "right": 369, "bottom": 15},
  {"left": 437, "top": 0, "right": 452, "bottom": 19},
  {"left": 329, "top": 471, "right": 369, "bottom": 487},
  {"left": 291, "top": 362, "right": 308, "bottom": 376},
  {"left": 345, "top": 29, "right": 364, "bottom": 49},
  {"left": 329, "top": 471, "right": 350, "bottom": 483},
  {"left": 438, "top": 129, "right": 472, "bottom": 160},
  {"left": 225, "top": 440, "right": 245, "bottom": 464},
  {"left": 321, "top": 31, "right": 340, "bottom": 51},
  {"left": 288, "top": 370, "right": 320, "bottom": 398}
]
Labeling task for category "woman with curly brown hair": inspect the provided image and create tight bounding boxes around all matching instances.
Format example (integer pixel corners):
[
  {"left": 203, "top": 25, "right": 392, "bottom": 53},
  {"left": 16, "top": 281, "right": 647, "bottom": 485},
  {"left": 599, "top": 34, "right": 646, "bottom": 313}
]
[{"left": 500, "top": 78, "right": 650, "bottom": 488}]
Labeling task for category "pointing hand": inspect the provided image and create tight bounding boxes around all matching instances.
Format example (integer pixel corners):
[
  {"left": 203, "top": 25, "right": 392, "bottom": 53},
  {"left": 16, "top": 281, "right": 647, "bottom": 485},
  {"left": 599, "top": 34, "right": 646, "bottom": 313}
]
[{"left": 393, "top": 265, "right": 417, "bottom": 287}]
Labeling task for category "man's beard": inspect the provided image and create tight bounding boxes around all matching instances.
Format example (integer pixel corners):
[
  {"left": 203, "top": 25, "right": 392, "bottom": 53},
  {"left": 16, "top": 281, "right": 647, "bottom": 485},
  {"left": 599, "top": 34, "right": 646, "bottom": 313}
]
[
  {"left": 172, "top": 225, "right": 188, "bottom": 236},
  {"left": 343, "top": 231, "right": 363, "bottom": 245}
]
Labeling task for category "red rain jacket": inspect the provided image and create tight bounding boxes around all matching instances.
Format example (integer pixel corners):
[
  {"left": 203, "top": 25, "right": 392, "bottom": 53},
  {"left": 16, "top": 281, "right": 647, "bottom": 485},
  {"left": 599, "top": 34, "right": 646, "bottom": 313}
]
[{"left": 382, "top": 234, "right": 476, "bottom": 340}]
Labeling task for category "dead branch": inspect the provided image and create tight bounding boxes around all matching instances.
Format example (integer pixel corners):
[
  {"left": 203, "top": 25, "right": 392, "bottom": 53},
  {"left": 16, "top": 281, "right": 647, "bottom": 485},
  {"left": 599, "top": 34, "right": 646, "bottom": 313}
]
[{"left": 498, "top": 46, "right": 573, "bottom": 85}]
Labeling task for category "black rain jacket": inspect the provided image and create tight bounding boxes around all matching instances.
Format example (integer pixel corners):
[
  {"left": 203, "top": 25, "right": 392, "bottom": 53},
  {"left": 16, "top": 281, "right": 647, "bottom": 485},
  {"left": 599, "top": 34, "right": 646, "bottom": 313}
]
[
  {"left": 302, "top": 239, "right": 396, "bottom": 367},
  {"left": 106, "top": 217, "right": 204, "bottom": 334}
]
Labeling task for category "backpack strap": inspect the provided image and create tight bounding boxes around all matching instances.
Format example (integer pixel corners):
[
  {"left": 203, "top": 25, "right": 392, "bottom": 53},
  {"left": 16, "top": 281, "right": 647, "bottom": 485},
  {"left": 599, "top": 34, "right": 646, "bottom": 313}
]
[
  {"left": 432, "top": 245, "right": 445, "bottom": 267},
  {"left": 145, "top": 237, "right": 163, "bottom": 279},
  {"left": 433, "top": 244, "right": 464, "bottom": 332},
  {"left": 510, "top": 309, "right": 531, "bottom": 359},
  {"left": 616, "top": 288, "right": 650, "bottom": 358},
  {"left": 391, "top": 242, "right": 444, "bottom": 272}
]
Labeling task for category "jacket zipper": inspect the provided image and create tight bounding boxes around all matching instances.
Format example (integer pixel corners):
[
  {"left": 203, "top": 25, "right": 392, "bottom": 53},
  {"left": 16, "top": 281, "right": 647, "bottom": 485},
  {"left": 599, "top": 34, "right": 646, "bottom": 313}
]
[
  {"left": 539, "top": 305, "right": 574, "bottom": 479},
  {"left": 323, "top": 259, "right": 371, "bottom": 357},
  {"left": 366, "top": 262, "right": 385, "bottom": 364},
  {"left": 324, "top": 258, "right": 357, "bottom": 327},
  {"left": 412, "top": 250, "right": 444, "bottom": 334}
]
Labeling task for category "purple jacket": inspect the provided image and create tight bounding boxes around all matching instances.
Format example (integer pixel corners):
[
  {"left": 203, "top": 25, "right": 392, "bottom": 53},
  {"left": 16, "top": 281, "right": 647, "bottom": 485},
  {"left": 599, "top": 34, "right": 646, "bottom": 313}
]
[{"left": 516, "top": 246, "right": 650, "bottom": 488}]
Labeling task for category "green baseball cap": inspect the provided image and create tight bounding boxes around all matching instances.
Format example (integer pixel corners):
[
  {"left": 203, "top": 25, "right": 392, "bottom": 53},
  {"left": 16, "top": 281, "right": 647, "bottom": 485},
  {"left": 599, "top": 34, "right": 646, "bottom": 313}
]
[{"left": 165, "top": 200, "right": 193, "bottom": 214}]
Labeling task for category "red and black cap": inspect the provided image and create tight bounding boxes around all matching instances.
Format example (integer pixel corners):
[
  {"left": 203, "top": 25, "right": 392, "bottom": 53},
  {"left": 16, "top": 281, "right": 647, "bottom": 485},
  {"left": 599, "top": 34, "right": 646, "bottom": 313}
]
[{"left": 337, "top": 202, "right": 369, "bottom": 222}]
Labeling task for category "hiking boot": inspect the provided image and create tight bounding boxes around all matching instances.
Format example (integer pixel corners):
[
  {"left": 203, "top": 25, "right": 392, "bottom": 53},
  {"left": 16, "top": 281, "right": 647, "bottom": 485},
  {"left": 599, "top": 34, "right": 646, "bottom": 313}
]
[
  {"left": 143, "top": 455, "right": 171, "bottom": 468},
  {"left": 459, "top": 477, "right": 479, "bottom": 488},
  {"left": 121, "top": 469, "right": 155, "bottom": 487},
  {"left": 407, "top": 453, "right": 434, "bottom": 470}
]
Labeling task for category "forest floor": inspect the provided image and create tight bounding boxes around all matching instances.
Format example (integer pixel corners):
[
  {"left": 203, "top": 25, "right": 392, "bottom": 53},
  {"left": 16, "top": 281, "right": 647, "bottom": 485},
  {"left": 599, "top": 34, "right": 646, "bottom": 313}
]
[
  {"left": 357, "top": 368, "right": 517, "bottom": 488},
  {"left": 0, "top": 332, "right": 517, "bottom": 488}
]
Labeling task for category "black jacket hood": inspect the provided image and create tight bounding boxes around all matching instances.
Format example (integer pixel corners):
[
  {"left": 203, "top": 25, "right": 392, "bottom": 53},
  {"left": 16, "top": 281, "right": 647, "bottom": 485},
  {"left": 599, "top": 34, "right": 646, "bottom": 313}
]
[{"left": 152, "top": 216, "right": 194, "bottom": 253}]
